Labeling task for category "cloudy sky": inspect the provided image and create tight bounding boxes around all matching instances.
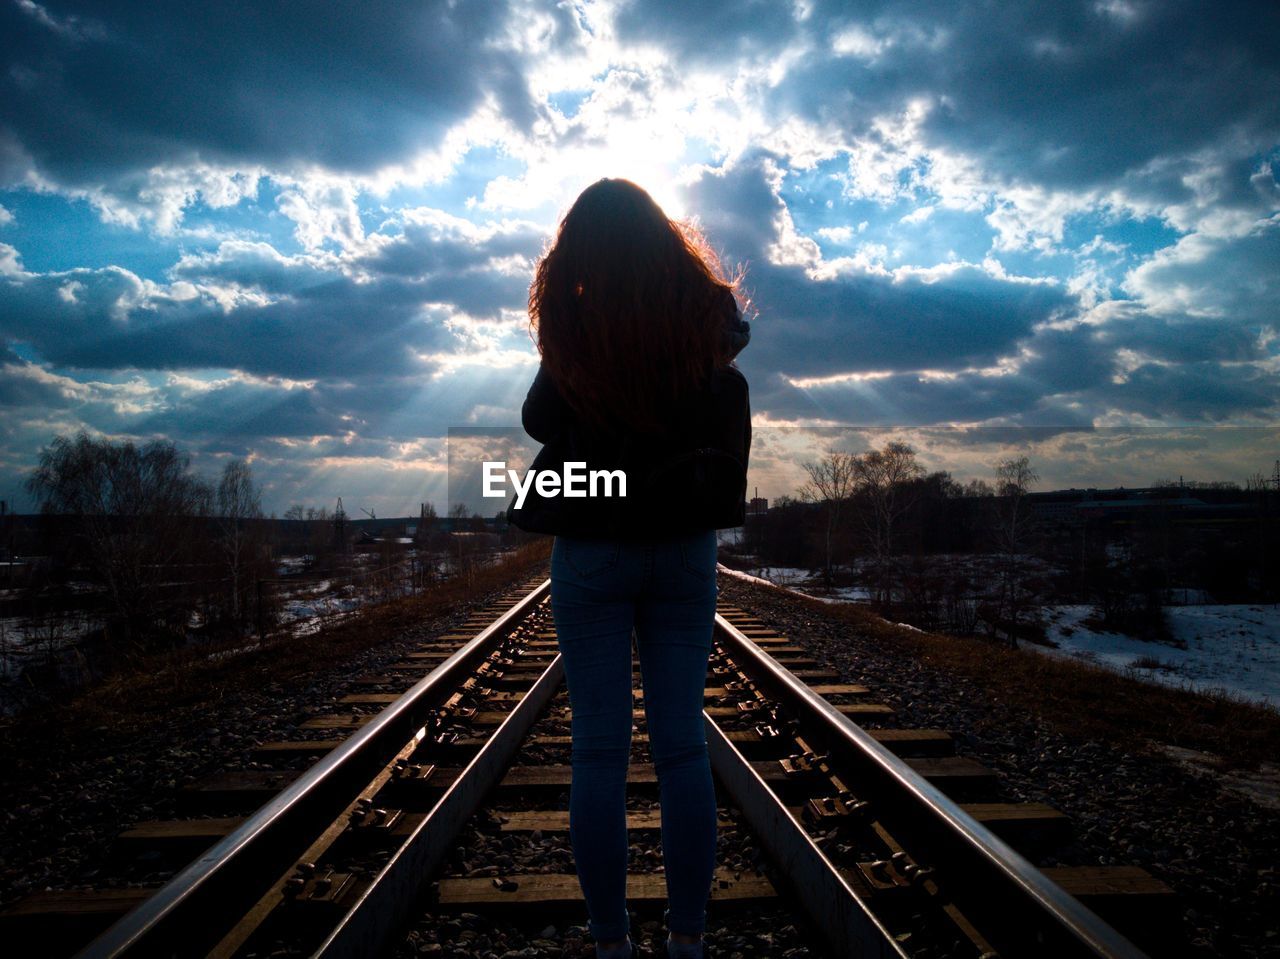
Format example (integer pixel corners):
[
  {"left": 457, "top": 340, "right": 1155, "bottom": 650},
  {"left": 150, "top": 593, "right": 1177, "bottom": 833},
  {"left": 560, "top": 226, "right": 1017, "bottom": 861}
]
[{"left": 2, "top": 0, "right": 1278, "bottom": 514}]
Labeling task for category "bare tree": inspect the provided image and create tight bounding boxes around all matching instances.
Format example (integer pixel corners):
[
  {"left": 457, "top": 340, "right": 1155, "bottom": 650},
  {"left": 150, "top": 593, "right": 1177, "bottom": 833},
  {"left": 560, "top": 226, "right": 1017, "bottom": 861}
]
[
  {"left": 994, "top": 456, "right": 1039, "bottom": 547},
  {"left": 415, "top": 501, "right": 438, "bottom": 545},
  {"left": 798, "top": 450, "right": 858, "bottom": 586},
  {"left": 26, "top": 431, "right": 212, "bottom": 648},
  {"left": 851, "top": 440, "right": 926, "bottom": 606},
  {"left": 217, "top": 459, "right": 265, "bottom": 634},
  {"left": 989, "top": 455, "right": 1041, "bottom": 647},
  {"left": 961, "top": 477, "right": 995, "bottom": 498}
]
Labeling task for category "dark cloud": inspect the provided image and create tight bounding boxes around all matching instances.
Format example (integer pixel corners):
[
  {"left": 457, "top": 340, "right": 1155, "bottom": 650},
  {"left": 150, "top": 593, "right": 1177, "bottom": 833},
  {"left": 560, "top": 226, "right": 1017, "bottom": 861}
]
[
  {"left": 784, "top": 314, "right": 1278, "bottom": 427},
  {"left": 687, "top": 154, "right": 1073, "bottom": 379},
  {"left": 1098, "top": 312, "right": 1270, "bottom": 365},
  {"left": 797, "top": 366, "right": 1046, "bottom": 425},
  {"left": 1011, "top": 324, "right": 1119, "bottom": 396},
  {"left": 363, "top": 217, "right": 542, "bottom": 279},
  {"left": 0, "top": 355, "right": 77, "bottom": 409},
  {"left": 912, "top": 2, "right": 1277, "bottom": 190},
  {"left": 766, "top": 1, "right": 1280, "bottom": 200},
  {"left": 1, "top": 267, "right": 444, "bottom": 378},
  {"left": 0, "top": 0, "right": 548, "bottom": 188},
  {"left": 742, "top": 264, "right": 1069, "bottom": 376},
  {"left": 1099, "top": 360, "right": 1280, "bottom": 421},
  {"left": 134, "top": 378, "right": 342, "bottom": 441},
  {"left": 614, "top": 0, "right": 1279, "bottom": 213},
  {"left": 0, "top": 212, "right": 542, "bottom": 379},
  {"left": 169, "top": 242, "right": 334, "bottom": 295},
  {"left": 1, "top": 1, "right": 1276, "bottom": 510},
  {"left": 683, "top": 151, "right": 1280, "bottom": 427},
  {"left": 1122, "top": 225, "right": 1280, "bottom": 325}
]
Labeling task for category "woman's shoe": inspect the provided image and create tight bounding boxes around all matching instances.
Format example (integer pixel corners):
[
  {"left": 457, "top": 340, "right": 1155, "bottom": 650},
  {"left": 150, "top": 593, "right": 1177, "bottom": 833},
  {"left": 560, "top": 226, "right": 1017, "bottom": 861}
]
[
  {"left": 666, "top": 934, "right": 704, "bottom": 959},
  {"left": 597, "top": 934, "right": 633, "bottom": 958}
]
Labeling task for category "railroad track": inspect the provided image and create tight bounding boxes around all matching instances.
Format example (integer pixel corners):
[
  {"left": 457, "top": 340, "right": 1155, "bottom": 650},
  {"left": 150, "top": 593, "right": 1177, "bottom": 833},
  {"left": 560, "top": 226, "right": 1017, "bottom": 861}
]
[{"left": 1, "top": 575, "right": 1176, "bottom": 958}]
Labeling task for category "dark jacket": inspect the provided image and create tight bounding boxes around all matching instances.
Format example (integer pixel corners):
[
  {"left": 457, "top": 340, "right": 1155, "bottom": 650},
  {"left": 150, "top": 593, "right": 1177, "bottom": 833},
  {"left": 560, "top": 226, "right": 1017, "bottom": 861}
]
[{"left": 508, "top": 297, "right": 752, "bottom": 540}]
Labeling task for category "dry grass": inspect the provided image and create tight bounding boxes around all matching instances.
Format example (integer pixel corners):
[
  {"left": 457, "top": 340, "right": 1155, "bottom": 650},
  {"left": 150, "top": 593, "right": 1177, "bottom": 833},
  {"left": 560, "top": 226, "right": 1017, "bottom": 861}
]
[
  {"left": 743, "top": 581, "right": 1280, "bottom": 768},
  {"left": 0, "top": 540, "right": 552, "bottom": 759}
]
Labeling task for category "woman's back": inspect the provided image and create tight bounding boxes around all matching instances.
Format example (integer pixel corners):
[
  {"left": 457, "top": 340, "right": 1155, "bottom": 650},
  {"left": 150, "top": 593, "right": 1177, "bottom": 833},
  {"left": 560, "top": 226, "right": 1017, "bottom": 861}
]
[
  {"left": 523, "top": 177, "right": 751, "bottom": 959},
  {"left": 509, "top": 358, "right": 751, "bottom": 539}
]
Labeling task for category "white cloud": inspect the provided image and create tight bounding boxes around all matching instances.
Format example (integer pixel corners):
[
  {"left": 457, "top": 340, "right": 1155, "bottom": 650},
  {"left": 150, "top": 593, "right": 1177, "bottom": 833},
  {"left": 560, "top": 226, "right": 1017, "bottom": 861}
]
[
  {"left": 817, "top": 225, "right": 854, "bottom": 243},
  {"left": 275, "top": 176, "right": 365, "bottom": 253},
  {"left": 832, "top": 25, "right": 887, "bottom": 60},
  {"left": 899, "top": 204, "right": 934, "bottom": 224},
  {"left": 0, "top": 242, "right": 22, "bottom": 276}
]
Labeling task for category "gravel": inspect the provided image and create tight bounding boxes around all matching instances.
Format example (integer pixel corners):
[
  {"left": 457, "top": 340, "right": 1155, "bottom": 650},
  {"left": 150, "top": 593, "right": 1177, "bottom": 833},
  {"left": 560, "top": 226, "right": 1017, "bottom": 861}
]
[
  {"left": 7, "top": 568, "right": 1275, "bottom": 958},
  {"left": 714, "top": 574, "right": 1280, "bottom": 959},
  {"left": 0, "top": 583, "right": 526, "bottom": 910}
]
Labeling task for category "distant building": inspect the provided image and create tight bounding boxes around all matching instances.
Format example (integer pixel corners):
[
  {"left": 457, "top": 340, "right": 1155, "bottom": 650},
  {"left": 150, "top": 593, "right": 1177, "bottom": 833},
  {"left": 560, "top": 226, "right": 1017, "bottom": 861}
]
[
  {"left": 748, "top": 496, "right": 769, "bottom": 515},
  {"left": 1026, "top": 486, "right": 1257, "bottom": 528}
]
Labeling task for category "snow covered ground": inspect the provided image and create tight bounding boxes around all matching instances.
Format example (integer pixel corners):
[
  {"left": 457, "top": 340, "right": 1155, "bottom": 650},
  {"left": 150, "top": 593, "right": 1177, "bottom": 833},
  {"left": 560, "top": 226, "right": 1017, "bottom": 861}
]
[
  {"left": 718, "top": 564, "right": 874, "bottom": 602},
  {"left": 1038, "top": 604, "right": 1280, "bottom": 710},
  {"left": 719, "top": 562, "right": 1280, "bottom": 711},
  {"left": 717, "top": 564, "right": 864, "bottom": 606}
]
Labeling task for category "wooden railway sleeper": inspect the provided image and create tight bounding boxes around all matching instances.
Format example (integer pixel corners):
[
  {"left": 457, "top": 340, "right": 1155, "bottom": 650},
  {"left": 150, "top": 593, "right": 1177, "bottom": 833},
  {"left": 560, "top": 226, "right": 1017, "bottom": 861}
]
[{"left": 750, "top": 715, "right": 971, "bottom": 936}]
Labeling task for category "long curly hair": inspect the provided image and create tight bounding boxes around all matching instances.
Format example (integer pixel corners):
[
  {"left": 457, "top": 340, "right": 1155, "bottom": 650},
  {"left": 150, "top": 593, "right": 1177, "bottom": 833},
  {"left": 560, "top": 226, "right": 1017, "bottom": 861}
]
[{"left": 529, "top": 178, "right": 743, "bottom": 434}]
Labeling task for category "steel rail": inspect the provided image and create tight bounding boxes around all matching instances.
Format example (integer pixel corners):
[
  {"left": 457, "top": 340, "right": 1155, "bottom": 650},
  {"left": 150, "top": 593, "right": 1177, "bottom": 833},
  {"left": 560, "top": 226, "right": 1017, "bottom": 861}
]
[
  {"left": 713, "top": 614, "right": 1151, "bottom": 959},
  {"left": 313, "top": 652, "right": 565, "bottom": 958},
  {"left": 704, "top": 714, "right": 908, "bottom": 959},
  {"left": 78, "top": 579, "right": 552, "bottom": 959}
]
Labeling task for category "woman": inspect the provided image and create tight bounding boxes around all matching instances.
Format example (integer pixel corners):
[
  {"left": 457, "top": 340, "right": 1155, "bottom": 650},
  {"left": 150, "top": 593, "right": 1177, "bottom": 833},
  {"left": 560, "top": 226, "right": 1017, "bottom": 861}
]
[{"left": 508, "top": 178, "right": 752, "bottom": 959}]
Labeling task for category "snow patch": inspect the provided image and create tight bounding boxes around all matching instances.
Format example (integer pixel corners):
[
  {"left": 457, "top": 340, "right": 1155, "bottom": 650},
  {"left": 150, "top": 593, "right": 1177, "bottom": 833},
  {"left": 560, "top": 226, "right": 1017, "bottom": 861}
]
[
  {"left": 1037, "top": 603, "right": 1280, "bottom": 709},
  {"left": 1162, "top": 745, "right": 1280, "bottom": 812}
]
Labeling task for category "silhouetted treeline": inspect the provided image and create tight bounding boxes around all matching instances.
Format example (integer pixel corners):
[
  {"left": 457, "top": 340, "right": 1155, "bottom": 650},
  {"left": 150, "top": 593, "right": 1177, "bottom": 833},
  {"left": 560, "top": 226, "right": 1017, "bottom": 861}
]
[
  {"left": 8, "top": 432, "right": 531, "bottom": 670},
  {"left": 733, "top": 449, "right": 1279, "bottom": 645}
]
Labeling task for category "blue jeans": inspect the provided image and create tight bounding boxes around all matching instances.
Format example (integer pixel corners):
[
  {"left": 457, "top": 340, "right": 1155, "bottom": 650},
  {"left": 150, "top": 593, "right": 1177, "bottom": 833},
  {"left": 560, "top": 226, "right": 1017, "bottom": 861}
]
[{"left": 550, "top": 530, "right": 720, "bottom": 942}]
